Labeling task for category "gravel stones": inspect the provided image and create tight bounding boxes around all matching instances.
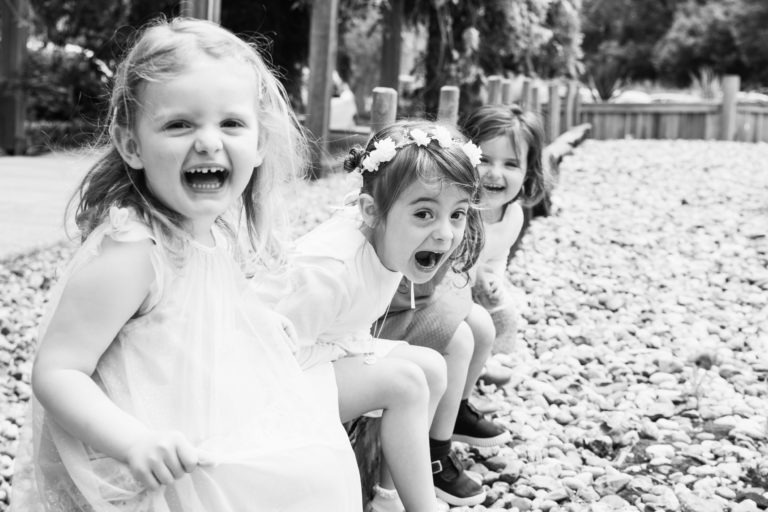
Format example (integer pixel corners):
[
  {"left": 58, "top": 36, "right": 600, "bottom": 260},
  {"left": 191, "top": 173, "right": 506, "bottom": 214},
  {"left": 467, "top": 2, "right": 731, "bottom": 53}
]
[{"left": 1, "top": 140, "right": 768, "bottom": 511}]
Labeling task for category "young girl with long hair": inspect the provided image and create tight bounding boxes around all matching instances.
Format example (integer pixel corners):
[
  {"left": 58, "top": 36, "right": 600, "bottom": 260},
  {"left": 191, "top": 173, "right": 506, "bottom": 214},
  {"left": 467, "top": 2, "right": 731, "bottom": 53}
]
[
  {"left": 10, "top": 18, "right": 361, "bottom": 512},
  {"left": 376, "top": 104, "right": 550, "bottom": 508}
]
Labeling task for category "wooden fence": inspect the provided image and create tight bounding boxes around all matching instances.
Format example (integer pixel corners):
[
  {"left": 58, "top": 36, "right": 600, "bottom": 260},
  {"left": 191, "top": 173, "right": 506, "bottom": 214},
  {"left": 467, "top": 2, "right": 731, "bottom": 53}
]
[{"left": 500, "top": 74, "right": 768, "bottom": 143}]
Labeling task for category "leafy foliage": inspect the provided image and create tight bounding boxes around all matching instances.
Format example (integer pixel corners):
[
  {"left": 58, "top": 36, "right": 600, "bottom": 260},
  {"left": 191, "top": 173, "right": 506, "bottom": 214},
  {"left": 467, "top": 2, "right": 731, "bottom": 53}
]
[
  {"left": 582, "top": 0, "right": 684, "bottom": 86},
  {"left": 395, "top": 0, "right": 583, "bottom": 116},
  {"left": 654, "top": 1, "right": 744, "bottom": 87}
]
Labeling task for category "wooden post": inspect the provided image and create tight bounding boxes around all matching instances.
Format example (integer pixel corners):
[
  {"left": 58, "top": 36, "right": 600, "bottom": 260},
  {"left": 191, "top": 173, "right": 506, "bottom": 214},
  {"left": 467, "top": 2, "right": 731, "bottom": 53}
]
[
  {"left": 487, "top": 75, "right": 502, "bottom": 105},
  {"left": 0, "top": 0, "right": 29, "bottom": 155},
  {"left": 547, "top": 81, "right": 561, "bottom": 142},
  {"left": 437, "top": 86, "right": 460, "bottom": 126},
  {"left": 180, "top": 0, "right": 221, "bottom": 22},
  {"left": 564, "top": 81, "right": 577, "bottom": 130},
  {"left": 370, "top": 87, "right": 398, "bottom": 134},
  {"left": 520, "top": 78, "right": 532, "bottom": 110},
  {"left": 573, "top": 82, "right": 583, "bottom": 126},
  {"left": 501, "top": 79, "right": 513, "bottom": 105},
  {"left": 380, "top": 0, "right": 403, "bottom": 90},
  {"left": 720, "top": 74, "right": 740, "bottom": 141},
  {"left": 306, "top": 0, "right": 339, "bottom": 177},
  {"left": 531, "top": 83, "right": 541, "bottom": 116}
]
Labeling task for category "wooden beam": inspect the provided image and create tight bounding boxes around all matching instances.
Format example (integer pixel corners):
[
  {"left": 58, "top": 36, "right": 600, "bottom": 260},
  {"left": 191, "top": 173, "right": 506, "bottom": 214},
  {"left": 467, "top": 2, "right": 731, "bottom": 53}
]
[
  {"left": 0, "top": 0, "right": 29, "bottom": 154},
  {"left": 547, "top": 81, "right": 561, "bottom": 142},
  {"left": 380, "top": 0, "right": 403, "bottom": 90},
  {"left": 437, "top": 86, "right": 459, "bottom": 126},
  {"left": 306, "top": 0, "right": 339, "bottom": 177},
  {"left": 501, "top": 79, "right": 513, "bottom": 105},
  {"left": 486, "top": 75, "right": 502, "bottom": 105},
  {"left": 370, "top": 87, "right": 397, "bottom": 134},
  {"left": 180, "top": 0, "right": 221, "bottom": 22},
  {"left": 720, "top": 75, "right": 739, "bottom": 141}
]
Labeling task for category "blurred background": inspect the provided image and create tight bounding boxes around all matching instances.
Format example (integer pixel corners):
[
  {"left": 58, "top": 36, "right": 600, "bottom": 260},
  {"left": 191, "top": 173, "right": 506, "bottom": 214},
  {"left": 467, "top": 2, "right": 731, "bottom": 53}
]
[{"left": 1, "top": 0, "right": 767, "bottom": 157}]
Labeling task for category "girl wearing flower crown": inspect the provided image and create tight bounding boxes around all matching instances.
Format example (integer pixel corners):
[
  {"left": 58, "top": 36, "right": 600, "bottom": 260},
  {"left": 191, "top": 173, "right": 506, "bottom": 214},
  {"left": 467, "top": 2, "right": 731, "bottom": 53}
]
[
  {"left": 257, "top": 120, "right": 483, "bottom": 512},
  {"left": 10, "top": 18, "right": 361, "bottom": 512},
  {"left": 377, "top": 105, "right": 550, "bottom": 507}
]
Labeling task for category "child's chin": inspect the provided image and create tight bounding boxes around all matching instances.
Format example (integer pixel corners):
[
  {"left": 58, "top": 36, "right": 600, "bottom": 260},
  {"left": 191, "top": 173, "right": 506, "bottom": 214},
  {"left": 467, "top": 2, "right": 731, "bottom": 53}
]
[{"left": 408, "top": 268, "right": 437, "bottom": 284}]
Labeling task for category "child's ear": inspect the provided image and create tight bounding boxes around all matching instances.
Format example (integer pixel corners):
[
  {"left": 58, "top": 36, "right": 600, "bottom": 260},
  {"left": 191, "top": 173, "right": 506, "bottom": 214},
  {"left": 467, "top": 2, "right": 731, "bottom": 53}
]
[
  {"left": 114, "top": 127, "right": 144, "bottom": 170},
  {"left": 253, "top": 148, "right": 264, "bottom": 168},
  {"left": 358, "top": 193, "right": 378, "bottom": 228}
]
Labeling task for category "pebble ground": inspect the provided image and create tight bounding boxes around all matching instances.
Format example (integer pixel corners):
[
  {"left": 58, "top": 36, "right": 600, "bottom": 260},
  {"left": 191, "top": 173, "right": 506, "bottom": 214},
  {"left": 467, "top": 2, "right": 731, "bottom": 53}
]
[{"left": 0, "top": 140, "right": 766, "bottom": 511}]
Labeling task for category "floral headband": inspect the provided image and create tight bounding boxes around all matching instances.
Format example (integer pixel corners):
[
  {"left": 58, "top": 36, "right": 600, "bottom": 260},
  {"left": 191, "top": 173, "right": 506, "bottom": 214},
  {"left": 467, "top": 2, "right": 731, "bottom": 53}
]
[{"left": 357, "top": 126, "right": 483, "bottom": 174}]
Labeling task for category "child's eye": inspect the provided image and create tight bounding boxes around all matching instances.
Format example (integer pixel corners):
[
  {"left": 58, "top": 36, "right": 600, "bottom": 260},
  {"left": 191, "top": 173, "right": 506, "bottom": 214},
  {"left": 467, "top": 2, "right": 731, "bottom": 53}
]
[
  {"left": 451, "top": 209, "right": 467, "bottom": 220},
  {"left": 505, "top": 160, "right": 521, "bottom": 169},
  {"left": 222, "top": 118, "right": 246, "bottom": 128},
  {"left": 414, "top": 210, "right": 433, "bottom": 220},
  {"left": 163, "top": 120, "right": 190, "bottom": 130}
]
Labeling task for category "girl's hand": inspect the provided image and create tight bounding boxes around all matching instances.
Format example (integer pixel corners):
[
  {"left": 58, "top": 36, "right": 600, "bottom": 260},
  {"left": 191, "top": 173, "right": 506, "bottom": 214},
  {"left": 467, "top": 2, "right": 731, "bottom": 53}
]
[
  {"left": 275, "top": 312, "right": 299, "bottom": 347},
  {"left": 480, "top": 273, "right": 501, "bottom": 302},
  {"left": 125, "top": 430, "right": 206, "bottom": 491}
]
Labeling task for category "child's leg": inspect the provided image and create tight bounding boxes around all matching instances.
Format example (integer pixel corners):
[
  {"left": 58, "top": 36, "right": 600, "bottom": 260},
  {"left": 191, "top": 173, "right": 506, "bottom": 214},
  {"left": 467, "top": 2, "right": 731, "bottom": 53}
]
[
  {"left": 429, "top": 322, "right": 473, "bottom": 440},
  {"left": 334, "top": 354, "right": 442, "bottom": 512},
  {"left": 386, "top": 344, "right": 448, "bottom": 423},
  {"left": 452, "top": 304, "right": 511, "bottom": 447},
  {"left": 420, "top": 322, "right": 486, "bottom": 507},
  {"left": 374, "top": 344, "right": 449, "bottom": 502},
  {"left": 462, "top": 304, "right": 495, "bottom": 399}
]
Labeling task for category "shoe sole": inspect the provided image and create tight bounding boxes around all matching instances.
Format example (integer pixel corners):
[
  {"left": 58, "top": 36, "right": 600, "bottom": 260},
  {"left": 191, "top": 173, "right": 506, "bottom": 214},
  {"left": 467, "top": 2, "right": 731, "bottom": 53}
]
[
  {"left": 435, "top": 487, "right": 487, "bottom": 507},
  {"left": 452, "top": 430, "right": 511, "bottom": 447}
]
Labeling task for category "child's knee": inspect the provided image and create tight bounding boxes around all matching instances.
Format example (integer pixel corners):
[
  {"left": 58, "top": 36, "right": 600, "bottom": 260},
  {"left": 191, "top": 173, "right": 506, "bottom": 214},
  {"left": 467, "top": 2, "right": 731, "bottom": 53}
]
[
  {"left": 469, "top": 305, "right": 495, "bottom": 354},
  {"left": 447, "top": 322, "right": 475, "bottom": 360},
  {"left": 415, "top": 346, "right": 448, "bottom": 398},
  {"left": 387, "top": 359, "right": 431, "bottom": 405}
]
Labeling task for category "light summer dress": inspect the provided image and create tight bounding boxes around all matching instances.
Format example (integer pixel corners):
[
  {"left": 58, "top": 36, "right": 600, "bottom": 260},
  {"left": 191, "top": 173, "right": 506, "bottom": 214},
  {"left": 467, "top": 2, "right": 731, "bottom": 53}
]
[
  {"left": 11, "top": 207, "right": 361, "bottom": 512},
  {"left": 256, "top": 208, "right": 405, "bottom": 370}
]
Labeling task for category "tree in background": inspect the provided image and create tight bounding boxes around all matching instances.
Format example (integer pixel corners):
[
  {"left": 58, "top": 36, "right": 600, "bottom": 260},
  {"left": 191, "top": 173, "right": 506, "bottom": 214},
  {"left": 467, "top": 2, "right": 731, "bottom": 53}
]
[
  {"left": 580, "top": 0, "right": 683, "bottom": 98},
  {"left": 338, "top": 0, "right": 382, "bottom": 115},
  {"left": 221, "top": 1, "right": 310, "bottom": 109},
  {"left": 654, "top": 0, "right": 744, "bottom": 87},
  {"left": 397, "top": 0, "right": 582, "bottom": 117},
  {"left": 731, "top": 0, "right": 768, "bottom": 88}
]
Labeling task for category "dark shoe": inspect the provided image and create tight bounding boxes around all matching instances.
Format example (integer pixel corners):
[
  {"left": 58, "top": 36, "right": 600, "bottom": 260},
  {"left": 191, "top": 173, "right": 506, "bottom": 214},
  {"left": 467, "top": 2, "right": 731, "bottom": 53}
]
[
  {"left": 432, "top": 450, "right": 486, "bottom": 507},
  {"left": 452, "top": 399, "right": 511, "bottom": 447}
]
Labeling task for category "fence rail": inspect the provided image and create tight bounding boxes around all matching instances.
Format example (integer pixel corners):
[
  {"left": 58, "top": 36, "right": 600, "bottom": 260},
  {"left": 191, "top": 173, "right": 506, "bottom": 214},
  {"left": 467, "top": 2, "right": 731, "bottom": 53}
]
[{"left": 509, "top": 74, "right": 768, "bottom": 144}]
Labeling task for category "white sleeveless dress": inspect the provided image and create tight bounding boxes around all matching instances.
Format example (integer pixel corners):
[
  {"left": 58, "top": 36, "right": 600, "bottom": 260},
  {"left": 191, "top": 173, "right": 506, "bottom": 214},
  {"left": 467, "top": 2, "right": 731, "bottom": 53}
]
[{"left": 10, "top": 207, "right": 361, "bottom": 512}]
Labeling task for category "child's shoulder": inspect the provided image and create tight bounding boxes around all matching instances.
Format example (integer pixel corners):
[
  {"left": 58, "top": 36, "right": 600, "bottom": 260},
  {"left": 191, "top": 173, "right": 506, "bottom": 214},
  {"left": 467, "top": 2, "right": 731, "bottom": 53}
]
[
  {"left": 295, "top": 209, "right": 365, "bottom": 263},
  {"left": 73, "top": 207, "right": 158, "bottom": 286},
  {"left": 87, "top": 206, "right": 157, "bottom": 247},
  {"left": 503, "top": 201, "right": 524, "bottom": 225}
]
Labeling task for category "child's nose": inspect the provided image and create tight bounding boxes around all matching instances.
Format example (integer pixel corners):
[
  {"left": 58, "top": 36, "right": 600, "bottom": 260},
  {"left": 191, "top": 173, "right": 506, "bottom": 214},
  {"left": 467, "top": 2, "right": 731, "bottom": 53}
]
[
  {"left": 194, "top": 128, "right": 223, "bottom": 154},
  {"left": 433, "top": 219, "right": 453, "bottom": 242}
]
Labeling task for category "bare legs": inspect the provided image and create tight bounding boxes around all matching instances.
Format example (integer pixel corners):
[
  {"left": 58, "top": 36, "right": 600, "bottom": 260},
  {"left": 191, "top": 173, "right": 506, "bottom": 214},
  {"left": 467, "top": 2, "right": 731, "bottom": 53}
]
[
  {"left": 462, "top": 304, "right": 495, "bottom": 399},
  {"left": 334, "top": 345, "right": 446, "bottom": 512}
]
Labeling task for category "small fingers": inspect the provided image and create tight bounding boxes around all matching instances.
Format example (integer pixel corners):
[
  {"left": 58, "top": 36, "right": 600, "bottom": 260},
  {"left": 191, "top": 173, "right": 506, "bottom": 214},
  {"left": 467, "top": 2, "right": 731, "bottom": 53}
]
[
  {"left": 196, "top": 449, "right": 219, "bottom": 467},
  {"left": 282, "top": 317, "right": 298, "bottom": 344},
  {"left": 150, "top": 462, "right": 176, "bottom": 487},
  {"left": 176, "top": 440, "right": 200, "bottom": 474}
]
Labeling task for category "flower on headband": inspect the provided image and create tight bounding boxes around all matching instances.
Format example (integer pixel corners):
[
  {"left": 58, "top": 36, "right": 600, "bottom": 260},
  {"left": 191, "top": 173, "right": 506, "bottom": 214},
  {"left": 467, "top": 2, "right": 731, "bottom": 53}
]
[
  {"left": 361, "top": 137, "right": 397, "bottom": 173},
  {"left": 461, "top": 141, "right": 483, "bottom": 167},
  {"left": 410, "top": 129, "right": 431, "bottom": 147},
  {"left": 432, "top": 126, "right": 453, "bottom": 148}
]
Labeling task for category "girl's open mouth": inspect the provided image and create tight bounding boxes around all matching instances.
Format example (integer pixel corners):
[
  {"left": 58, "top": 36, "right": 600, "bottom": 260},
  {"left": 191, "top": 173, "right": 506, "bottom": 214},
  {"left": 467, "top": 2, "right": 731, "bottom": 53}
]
[
  {"left": 483, "top": 182, "right": 506, "bottom": 193},
  {"left": 183, "top": 167, "right": 230, "bottom": 191},
  {"left": 414, "top": 250, "right": 444, "bottom": 272}
]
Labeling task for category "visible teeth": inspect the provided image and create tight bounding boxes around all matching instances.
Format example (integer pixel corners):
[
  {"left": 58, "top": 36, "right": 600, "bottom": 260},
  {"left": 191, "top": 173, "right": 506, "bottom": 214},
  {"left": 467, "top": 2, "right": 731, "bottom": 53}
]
[{"left": 185, "top": 167, "right": 224, "bottom": 174}]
